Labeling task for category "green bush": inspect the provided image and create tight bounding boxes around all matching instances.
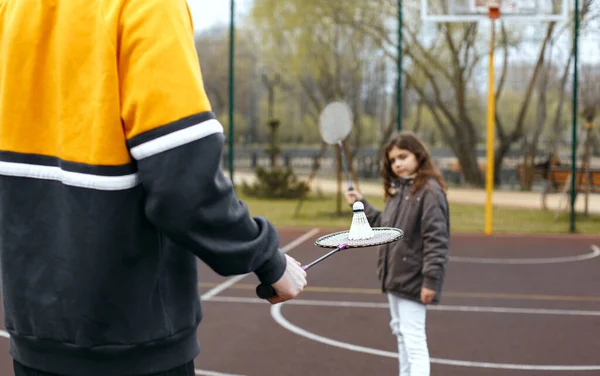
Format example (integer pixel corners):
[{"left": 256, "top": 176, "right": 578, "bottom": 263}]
[{"left": 241, "top": 167, "right": 309, "bottom": 199}]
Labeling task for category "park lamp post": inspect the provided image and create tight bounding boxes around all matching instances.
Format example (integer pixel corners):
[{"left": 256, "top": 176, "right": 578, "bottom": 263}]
[
  {"left": 397, "top": 0, "right": 403, "bottom": 132},
  {"left": 569, "top": 0, "right": 579, "bottom": 233},
  {"left": 229, "top": 0, "right": 235, "bottom": 184}
]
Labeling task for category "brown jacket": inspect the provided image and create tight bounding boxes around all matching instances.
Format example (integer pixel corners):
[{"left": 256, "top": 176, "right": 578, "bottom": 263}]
[{"left": 362, "top": 177, "right": 449, "bottom": 304}]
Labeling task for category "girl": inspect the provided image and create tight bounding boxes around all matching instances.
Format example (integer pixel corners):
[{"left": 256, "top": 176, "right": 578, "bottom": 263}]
[{"left": 346, "top": 131, "right": 450, "bottom": 376}]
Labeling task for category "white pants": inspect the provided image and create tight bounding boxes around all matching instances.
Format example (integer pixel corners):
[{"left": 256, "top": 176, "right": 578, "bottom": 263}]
[{"left": 387, "top": 294, "right": 430, "bottom": 376}]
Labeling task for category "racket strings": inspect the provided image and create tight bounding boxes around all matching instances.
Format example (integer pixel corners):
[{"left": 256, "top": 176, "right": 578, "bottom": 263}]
[{"left": 315, "top": 228, "right": 403, "bottom": 248}]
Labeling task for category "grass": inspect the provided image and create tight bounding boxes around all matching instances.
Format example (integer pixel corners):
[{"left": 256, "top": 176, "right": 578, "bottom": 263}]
[{"left": 239, "top": 192, "right": 600, "bottom": 234}]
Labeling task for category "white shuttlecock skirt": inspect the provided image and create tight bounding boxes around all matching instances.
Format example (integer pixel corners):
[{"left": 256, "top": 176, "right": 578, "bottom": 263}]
[{"left": 348, "top": 203, "right": 374, "bottom": 240}]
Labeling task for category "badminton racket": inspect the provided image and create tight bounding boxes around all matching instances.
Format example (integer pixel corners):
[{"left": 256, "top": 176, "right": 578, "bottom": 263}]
[
  {"left": 256, "top": 227, "right": 403, "bottom": 299},
  {"left": 319, "top": 101, "right": 354, "bottom": 191}
]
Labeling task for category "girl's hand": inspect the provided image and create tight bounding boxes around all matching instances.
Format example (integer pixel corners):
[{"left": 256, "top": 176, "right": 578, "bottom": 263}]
[
  {"left": 420, "top": 287, "right": 437, "bottom": 304},
  {"left": 345, "top": 190, "right": 364, "bottom": 206}
]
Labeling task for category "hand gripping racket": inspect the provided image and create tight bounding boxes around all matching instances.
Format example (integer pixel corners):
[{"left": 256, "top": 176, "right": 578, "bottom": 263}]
[{"left": 256, "top": 227, "right": 403, "bottom": 299}]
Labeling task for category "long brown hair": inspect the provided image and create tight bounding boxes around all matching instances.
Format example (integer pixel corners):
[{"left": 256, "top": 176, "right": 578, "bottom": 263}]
[{"left": 381, "top": 131, "right": 447, "bottom": 201}]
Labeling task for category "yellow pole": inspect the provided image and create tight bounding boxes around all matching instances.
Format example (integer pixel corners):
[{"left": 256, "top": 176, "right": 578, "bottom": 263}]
[{"left": 484, "top": 18, "right": 496, "bottom": 236}]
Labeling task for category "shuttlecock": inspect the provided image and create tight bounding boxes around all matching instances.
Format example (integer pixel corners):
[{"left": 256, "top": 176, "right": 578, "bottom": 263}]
[{"left": 348, "top": 201, "right": 374, "bottom": 240}]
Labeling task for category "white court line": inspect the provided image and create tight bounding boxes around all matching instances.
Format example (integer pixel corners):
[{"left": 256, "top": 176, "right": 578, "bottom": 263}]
[
  {"left": 201, "top": 228, "right": 320, "bottom": 300},
  {"left": 206, "top": 296, "right": 600, "bottom": 316},
  {"left": 270, "top": 304, "right": 600, "bottom": 371},
  {"left": 450, "top": 244, "right": 600, "bottom": 264},
  {"left": 0, "top": 330, "right": 246, "bottom": 376},
  {"left": 194, "top": 370, "right": 245, "bottom": 376}
]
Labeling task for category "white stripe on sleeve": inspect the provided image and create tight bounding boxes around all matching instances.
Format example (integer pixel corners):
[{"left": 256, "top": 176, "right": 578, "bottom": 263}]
[{"left": 130, "top": 119, "right": 224, "bottom": 160}]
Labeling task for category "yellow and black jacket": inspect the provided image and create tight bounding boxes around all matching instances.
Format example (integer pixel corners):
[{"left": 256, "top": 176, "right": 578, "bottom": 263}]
[{"left": 0, "top": 0, "right": 285, "bottom": 374}]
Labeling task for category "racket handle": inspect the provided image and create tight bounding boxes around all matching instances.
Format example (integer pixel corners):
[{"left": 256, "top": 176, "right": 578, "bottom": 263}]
[{"left": 256, "top": 284, "right": 276, "bottom": 299}]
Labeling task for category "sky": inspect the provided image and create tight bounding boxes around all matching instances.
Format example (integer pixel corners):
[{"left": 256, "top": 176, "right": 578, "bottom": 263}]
[
  {"left": 186, "top": 0, "right": 599, "bottom": 62},
  {"left": 187, "top": 0, "right": 253, "bottom": 32}
]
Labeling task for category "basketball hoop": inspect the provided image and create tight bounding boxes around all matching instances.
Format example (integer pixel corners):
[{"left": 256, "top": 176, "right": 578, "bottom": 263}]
[
  {"left": 418, "top": 0, "right": 570, "bottom": 236},
  {"left": 488, "top": 1, "right": 500, "bottom": 19},
  {"left": 421, "top": 0, "right": 568, "bottom": 23}
]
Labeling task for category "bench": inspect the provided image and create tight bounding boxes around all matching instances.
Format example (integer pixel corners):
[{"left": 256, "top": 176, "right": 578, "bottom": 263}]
[
  {"left": 541, "top": 167, "right": 600, "bottom": 215},
  {"left": 516, "top": 165, "right": 600, "bottom": 211}
]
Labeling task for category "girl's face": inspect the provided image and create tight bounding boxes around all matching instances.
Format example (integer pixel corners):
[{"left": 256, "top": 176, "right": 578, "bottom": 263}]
[{"left": 388, "top": 146, "right": 418, "bottom": 178}]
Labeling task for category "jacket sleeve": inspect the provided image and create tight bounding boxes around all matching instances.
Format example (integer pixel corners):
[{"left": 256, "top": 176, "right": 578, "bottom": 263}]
[
  {"left": 360, "top": 199, "right": 383, "bottom": 227},
  {"left": 117, "top": 0, "right": 286, "bottom": 285},
  {"left": 420, "top": 186, "right": 450, "bottom": 290}
]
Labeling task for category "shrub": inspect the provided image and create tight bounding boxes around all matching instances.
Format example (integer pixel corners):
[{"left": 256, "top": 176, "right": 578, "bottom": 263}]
[{"left": 241, "top": 166, "right": 309, "bottom": 199}]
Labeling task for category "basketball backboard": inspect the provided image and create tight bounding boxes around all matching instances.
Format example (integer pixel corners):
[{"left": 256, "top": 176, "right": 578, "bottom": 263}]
[{"left": 421, "top": 0, "right": 569, "bottom": 22}]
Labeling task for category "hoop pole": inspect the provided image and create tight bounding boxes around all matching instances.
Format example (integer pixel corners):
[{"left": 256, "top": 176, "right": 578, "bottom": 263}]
[{"left": 484, "top": 18, "right": 496, "bottom": 236}]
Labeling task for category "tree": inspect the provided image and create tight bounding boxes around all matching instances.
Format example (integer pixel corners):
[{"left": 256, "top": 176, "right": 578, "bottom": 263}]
[
  {"left": 314, "top": 0, "right": 588, "bottom": 187},
  {"left": 250, "top": 0, "right": 390, "bottom": 148},
  {"left": 580, "top": 64, "right": 600, "bottom": 127},
  {"left": 577, "top": 64, "right": 600, "bottom": 214},
  {"left": 519, "top": 48, "right": 555, "bottom": 190},
  {"left": 194, "top": 26, "right": 263, "bottom": 143}
]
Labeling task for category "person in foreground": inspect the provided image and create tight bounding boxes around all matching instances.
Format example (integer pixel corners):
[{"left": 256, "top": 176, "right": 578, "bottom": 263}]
[
  {"left": 0, "top": 0, "right": 306, "bottom": 375},
  {"left": 346, "top": 131, "right": 450, "bottom": 376}
]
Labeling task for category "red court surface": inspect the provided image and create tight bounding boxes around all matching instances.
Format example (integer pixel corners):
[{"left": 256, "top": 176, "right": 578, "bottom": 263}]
[{"left": 1, "top": 228, "right": 599, "bottom": 375}]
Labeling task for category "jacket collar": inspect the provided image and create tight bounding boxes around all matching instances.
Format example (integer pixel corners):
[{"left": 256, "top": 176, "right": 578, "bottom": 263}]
[{"left": 391, "top": 174, "right": 416, "bottom": 188}]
